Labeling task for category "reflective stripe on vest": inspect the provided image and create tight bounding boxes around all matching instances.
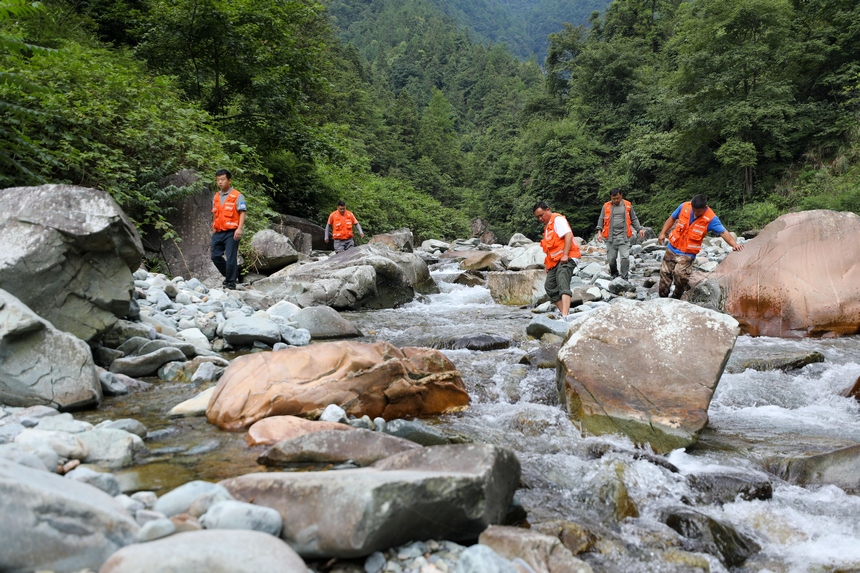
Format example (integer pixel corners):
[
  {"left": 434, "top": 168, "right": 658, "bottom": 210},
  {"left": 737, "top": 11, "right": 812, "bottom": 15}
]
[
  {"left": 602, "top": 200, "right": 633, "bottom": 239},
  {"left": 668, "top": 202, "right": 715, "bottom": 255},
  {"left": 330, "top": 210, "right": 356, "bottom": 240},
  {"left": 540, "top": 213, "right": 581, "bottom": 270},
  {"left": 212, "top": 189, "right": 241, "bottom": 231}
]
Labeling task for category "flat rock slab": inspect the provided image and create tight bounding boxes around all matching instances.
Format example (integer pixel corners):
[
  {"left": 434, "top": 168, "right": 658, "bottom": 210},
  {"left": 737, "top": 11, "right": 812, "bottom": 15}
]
[
  {"left": 258, "top": 428, "right": 421, "bottom": 466},
  {"left": 725, "top": 350, "right": 824, "bottom": 374},
  {"left": 207, "top": 341, "right": 469, "bottom": 431},
  {"left": 557, "top": 299, "right": 739, "bottom": 453},
  {"left": 246, "top": 415, "right": 356, "bottom": 447},
  {"left": 220, "top": 444, "right": 520, "bottom": 559},
  {"left": 0, "top": 458, "right": 139, "bottom": 572},
  {"left": 488, "top": 270, "right": 547, "bottom": 306},
  {"left": 773, "top": 444, "right": 860, "bottom": 494},
  {"left": 99, "top": 530, "right": 307, "bottom": 573}
]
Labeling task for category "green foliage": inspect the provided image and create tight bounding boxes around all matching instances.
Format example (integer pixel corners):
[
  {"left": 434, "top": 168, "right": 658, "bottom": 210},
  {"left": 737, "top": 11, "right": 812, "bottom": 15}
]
[{"left": 1, "top": 28, "right": 265, "bottom": 236}]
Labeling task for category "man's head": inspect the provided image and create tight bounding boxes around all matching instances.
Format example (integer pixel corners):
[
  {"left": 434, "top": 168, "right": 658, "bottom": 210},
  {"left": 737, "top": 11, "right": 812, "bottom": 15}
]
[
  {"left": 215, "top": 169, "right": 232, "bottom": 192},
  {"left": 337, "top": 200, "right": 346, "bottom": 215},
  {"left": 533, "top": 200, "right": 551, "bottom": 225},
  {"left": 609, "top": 187, "right": 623, "bottom": 206},
  {"left": 691, "top": 194, "right": 708, "bottom": 217}
]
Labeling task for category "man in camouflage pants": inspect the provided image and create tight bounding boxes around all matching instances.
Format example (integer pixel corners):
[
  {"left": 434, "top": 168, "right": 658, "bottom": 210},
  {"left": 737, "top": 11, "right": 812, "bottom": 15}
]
[{"left": 657, "top": 194, "right": 744, "bottom": 299}]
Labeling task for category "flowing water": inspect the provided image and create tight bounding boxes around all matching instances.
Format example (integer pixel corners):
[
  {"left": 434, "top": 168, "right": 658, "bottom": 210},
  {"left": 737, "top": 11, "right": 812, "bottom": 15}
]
[{"left": 81, "top": 264, "right": 860, "bottom": 572}]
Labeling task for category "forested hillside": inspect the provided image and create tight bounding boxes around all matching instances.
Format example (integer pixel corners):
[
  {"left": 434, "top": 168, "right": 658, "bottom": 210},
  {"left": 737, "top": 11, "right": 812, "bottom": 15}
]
[
  {"left": 328, "top": 0, "right": 609, "bottom": 61},
  {"left": 2, "top": 0, "right": 859, "bottom": 246}
]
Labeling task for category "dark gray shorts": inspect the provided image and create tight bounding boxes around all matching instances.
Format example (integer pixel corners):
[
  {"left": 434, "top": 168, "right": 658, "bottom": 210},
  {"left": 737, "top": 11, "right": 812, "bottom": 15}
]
[
  {"left": 545, "top": 260, "right": 576, "bottom": 302},
  {"left": 333, "top": 238, "right": 355, "bottom": 253}
]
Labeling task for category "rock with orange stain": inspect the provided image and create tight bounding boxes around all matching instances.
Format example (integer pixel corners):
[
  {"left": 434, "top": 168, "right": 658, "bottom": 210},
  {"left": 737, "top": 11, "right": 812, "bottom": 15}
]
[
  {"left": 206, "top": 341, "right": 469, "bottom": 431},
  {"left": 246, "top": 415, "right": 356, "bottom": 447},
  {"left": 712, "top": 210, "right": 860, "bottom": 338}
]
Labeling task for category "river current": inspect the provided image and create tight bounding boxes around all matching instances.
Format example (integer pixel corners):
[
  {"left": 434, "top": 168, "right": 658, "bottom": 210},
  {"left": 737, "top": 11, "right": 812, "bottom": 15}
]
[{"left": 85, "top": 264, "right": 860, "bottom": 572}]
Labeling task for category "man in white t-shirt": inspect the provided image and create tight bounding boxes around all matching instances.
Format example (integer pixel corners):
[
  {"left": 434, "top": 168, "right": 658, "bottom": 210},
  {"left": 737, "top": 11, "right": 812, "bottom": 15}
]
[{"left": 533, "top": 201, "right": 582, "bottom": 319}]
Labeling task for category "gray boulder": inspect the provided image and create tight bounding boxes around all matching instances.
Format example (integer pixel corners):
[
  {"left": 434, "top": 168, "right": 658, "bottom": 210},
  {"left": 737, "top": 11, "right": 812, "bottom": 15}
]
[
  {"left": 291, "top": 306, "right": 362, "bottom": 339},
  {"left": 249, "top": 229, "right": 300, "bottom": 272},
  {"left": 221, "top": 315, "right": 282, "bottom": 346},
  {"left": 220, "top": 443, "right": 520, "bottom": 558},
  {"left": 77, "top": 428, "right": 144, "bottom": 469},
  {"left": 455, "top": 544, "right": 519, "bottom": 573},
  {"left": 109, "top": 347, "right": 187, "bottom": 378},
  {"left": 525, "top": 315, "right": 571, "bottom": 339},
  {"left": 0, "top": 289, "right": 102, "bottom": 409},
  {"left": 65, "top": 465, "right": 121, "bottom": 496},
  {"left": 154, "top": 480, "right": 234, "bottom": 518},
  {"left": 99, "top": 530, "right": 307, "bottom": 573},
  {"left": 254, "top": 243, "right": 438, "bottom": 310},
  {"left": 199, "top": 500, "right": 283, "bottom": 536},
  {"left": 505, "top": 245, "right": 544, "bottom": 271},
  {"left": 0, "top": 458, "right": 139, "bottom": 572},
  {"left": 0, "top": 185, "right": 143, "bottom": 342}
]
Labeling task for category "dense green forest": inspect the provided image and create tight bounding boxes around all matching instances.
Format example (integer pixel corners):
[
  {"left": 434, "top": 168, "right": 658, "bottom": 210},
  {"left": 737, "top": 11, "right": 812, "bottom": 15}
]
[{"left": 2, "top": 0, "right": 859, "bottom": 245}]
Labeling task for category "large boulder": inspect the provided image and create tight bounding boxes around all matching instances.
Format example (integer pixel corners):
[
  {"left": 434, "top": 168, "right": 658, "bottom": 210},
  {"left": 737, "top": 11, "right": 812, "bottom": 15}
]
[
  {"left": 253, "top": 243, "right": 438, "bottom": 309},
  {"left": 206, "top": 341, "right": 469, "bottom": 431},
  {"left": 99, "top": 530, "right": 307, "bottom": 573},
  {"left": 488, "top": 270, "right": 547, "bottom": 306},
  {"left": 0, "top": 185, "right": 143, "bottom": 341},
  {"left": 249, "top": 229, "right": 300, "bottom": 273},
  {"left": 290, "top": 306, "right": 362, "bottom": 339},
  {"left": 220, "top": 443, "right": 520, "bottom": 558},
  {"left": 0, "top": 289, "right": 102, "bottom": 409},
  {"left": 368, "top": 228, "right": 414, "bottom": 252},
  {"left": 0, "top": 458, "right": 139, "bottom": 572},
  {"left": 712, "top": 210, "right": 860, "bottom": 337},
  {"left": 557, "top": 299, "right": 739, "bottom": 453},
  {"left": 479, "top": 525, "right": 593, "bottom": 573}
]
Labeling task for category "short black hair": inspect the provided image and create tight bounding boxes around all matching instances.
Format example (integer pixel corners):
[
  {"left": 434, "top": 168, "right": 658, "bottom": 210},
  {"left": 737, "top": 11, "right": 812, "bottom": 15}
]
[
  {"left": 691, "top": 194, "right": 707, "bottom": 209},
  {"left": 337, "top": 200, "right": 346, "bottom": 207},
  {"left": 532, "top": 200, "right": 550, "bottom": 212},
  {"left": 609, "top": 187, "right": 622, "bottom": 196},
  {"left": 215, "top": 169, "right": 232, "bottom": 180}
]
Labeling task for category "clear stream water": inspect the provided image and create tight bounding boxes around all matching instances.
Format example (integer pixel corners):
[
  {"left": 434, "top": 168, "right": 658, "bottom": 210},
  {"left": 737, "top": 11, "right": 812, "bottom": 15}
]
[{"left": 81, "top": 265, "right": 860, "bottom": 573}]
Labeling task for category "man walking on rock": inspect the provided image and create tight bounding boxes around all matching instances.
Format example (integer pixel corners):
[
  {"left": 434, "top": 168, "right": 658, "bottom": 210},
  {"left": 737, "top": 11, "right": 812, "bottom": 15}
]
[
  {"left": 325, "top": 200, "right": 364, "bottom": 253},
  {"left": 657, "top": 194, "right": 744, "bottom": 299},
  {"left": 534, "top": 201, "right": 581, "bottom": 319},
  {"left": 210, "top": 169, "right": 246, "bottom": 289},
  {"left": 595, "top": 188, "right": 645, "bottom": 280}
]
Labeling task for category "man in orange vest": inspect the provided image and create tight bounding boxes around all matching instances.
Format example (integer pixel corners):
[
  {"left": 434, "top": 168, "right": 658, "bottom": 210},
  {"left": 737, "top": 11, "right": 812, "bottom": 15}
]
[
  {"left": 210, "top": 169, "right": 246, "bottom": 289},
  {"left": 657, "top": 194, "right": 744, "bottom": 299},
  {"left": 595, "top": 188, "right": 645, "bottom": 280},
  {"left": 534, "top": 201, "right": 581, "bottom": 320},
  {"left": 325, "top": 200, "right": 364, "bottom": 253}
]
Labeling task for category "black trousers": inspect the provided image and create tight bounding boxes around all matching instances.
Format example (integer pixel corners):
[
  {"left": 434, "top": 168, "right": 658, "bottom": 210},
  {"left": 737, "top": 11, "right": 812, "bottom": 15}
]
[{"left": 211, "top": 230, "right": 240, "bottom": 285}]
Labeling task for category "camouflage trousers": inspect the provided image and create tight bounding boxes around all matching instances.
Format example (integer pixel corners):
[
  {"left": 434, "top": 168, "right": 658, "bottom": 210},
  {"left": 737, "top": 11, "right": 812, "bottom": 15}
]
[{"left": 658, "top": 249, "right": 694, "bottom": 298}]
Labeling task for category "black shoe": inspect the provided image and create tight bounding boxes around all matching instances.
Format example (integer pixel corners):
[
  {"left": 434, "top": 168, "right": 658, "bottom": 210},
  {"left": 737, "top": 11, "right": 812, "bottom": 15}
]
[{"left": 225, "top": 282, "right": 236, "bottom": 289}]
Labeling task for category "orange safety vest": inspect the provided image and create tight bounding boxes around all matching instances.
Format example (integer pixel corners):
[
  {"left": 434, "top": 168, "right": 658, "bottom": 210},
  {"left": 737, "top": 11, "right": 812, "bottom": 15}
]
[
  {"left": 212, "top": 189, "right": 242, "bottom": 232},
  {"left": 601, "top": 200, "right": 633, "bottom": 239},
  {"left": 540, "top": 213, "right": 581, "bottom": 270},
  {"left": 669, "top": 202, "right": 715, "bottom": 255},
  {"left": 328, "top": 210, "right": 357, "bottom": 240}
]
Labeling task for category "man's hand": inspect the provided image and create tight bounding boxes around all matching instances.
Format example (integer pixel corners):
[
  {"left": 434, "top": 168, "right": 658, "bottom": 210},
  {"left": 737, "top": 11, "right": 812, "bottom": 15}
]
[
  {"left": 324, "top": 238, "right": 329, "bottom": 244},
  {"left": 360, "top": 233, "right": 365, "bottom": 239},
  {"left": 638, "top": 229, "right": 646, "bottom": 239},
  {"left": 658, "top": 231, "right": 666, "bottom": 244},
  {"left": 595, "top": 233, "right": 604, "bottom": 243},
  {"left": 732, "top": 243, "right": 745, "bottom": 252},
  {"left": 233, "top": 229, "right": 243, "bottom": 241}
]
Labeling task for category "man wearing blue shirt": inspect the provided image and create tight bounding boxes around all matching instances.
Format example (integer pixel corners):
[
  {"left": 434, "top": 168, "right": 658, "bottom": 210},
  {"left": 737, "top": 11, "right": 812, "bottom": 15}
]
[{"left": 657, "top": 194, "right": 744, "bottom": 299}]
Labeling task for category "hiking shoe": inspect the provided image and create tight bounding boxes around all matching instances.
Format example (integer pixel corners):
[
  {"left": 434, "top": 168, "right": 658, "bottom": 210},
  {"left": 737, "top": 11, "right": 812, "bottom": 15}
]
[{"left": 225, "top": 282, "right": 236, "bottom": 289}]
